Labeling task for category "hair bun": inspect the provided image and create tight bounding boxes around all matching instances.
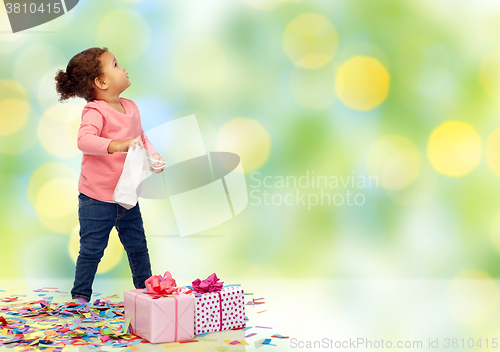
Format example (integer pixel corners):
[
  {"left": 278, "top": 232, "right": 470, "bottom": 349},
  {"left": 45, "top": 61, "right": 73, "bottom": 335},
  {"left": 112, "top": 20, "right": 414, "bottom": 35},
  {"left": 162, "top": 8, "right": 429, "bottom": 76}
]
[{"left": 55, "top": 69, "right": 77, "bottom": 102}]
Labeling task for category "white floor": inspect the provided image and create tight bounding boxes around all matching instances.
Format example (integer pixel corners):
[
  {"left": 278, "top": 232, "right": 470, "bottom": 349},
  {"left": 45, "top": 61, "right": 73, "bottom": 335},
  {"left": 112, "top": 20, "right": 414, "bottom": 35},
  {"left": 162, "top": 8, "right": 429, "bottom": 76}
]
[{"left": 1, "top": 278, "right": 499, "bottom": 351}]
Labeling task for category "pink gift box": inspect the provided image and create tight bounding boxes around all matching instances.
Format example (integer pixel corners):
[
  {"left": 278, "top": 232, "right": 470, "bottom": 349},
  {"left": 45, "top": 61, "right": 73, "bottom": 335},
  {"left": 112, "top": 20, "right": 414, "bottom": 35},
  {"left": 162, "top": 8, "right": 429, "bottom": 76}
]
[
  {"left": 124, "top": 289, "right": 194, "bottom": 343},
  {"left": 193, "top": 286, "right": 245, "bottom": 335}
]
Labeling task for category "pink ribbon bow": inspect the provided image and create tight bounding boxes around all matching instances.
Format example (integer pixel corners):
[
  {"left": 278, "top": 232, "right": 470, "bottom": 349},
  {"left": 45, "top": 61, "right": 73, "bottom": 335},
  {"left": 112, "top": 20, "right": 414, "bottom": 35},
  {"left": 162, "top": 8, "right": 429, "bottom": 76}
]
[
  {"left": 192, "top": 273, "right": 224, "bottom": 293},
  {"left": 145, "top": 271, "right": 178, "bottom": 295}
]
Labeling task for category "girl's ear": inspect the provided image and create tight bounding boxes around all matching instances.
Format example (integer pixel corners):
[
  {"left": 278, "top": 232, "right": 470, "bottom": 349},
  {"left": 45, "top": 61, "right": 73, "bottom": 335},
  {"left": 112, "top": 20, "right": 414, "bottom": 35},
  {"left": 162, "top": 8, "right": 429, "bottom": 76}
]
[{"left": 94, "top": 76, "right": 108, "bottom": 90}]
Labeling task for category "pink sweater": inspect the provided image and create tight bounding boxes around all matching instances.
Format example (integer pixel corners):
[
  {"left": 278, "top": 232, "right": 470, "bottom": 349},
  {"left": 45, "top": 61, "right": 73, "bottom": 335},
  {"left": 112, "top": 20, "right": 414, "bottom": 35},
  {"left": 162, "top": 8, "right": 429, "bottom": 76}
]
[{"left": 77, "top": 97, "right": 158, "bottom": 202}]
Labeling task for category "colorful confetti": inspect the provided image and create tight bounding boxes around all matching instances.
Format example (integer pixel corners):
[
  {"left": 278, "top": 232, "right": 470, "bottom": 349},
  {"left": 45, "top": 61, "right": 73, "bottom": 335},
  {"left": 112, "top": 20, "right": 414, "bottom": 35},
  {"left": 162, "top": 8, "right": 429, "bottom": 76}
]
[
  {"left": 0, "top": 285, "right": 288, "bottom": 350},
  {"left": 271, "top": 334, "right": 289, "bottom": 339},
  {"left": 0, "top": 290, "right": 141, "bottom": 351}
]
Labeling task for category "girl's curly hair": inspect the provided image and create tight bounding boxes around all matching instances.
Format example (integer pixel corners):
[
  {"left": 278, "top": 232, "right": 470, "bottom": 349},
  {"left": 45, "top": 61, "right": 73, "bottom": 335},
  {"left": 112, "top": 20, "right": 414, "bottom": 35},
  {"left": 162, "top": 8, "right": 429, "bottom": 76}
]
[{"left": 55, "top": 47, "right": 108, "bottom": 103}]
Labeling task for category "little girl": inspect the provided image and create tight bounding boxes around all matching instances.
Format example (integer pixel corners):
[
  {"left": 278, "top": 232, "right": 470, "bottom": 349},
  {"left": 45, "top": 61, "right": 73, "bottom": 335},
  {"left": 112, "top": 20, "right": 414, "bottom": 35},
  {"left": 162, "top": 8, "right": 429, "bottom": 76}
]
[{"left": 55, "top": 47, "right": 165, "bottom": 302}]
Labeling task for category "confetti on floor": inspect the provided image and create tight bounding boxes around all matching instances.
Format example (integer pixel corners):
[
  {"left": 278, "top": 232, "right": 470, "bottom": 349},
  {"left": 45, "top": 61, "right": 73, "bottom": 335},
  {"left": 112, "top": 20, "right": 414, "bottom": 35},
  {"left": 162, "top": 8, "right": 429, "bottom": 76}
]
[
  {"left": 164, "top": 343, "right": 183, "bottom": 348},
  {"left": 0, "top": 285, "right": 288, "bottom": 351},
  {"left": 179, "top": 340, "right": 198, "bottom": 344},
  {"left": 224, "top": 339, "right": 239, "bottom": 345},
  {"left": 246, "top": 298, "right": 265, "bottom": 306},
  {"left": 0, "top": 288, "right": 142, "bottom": 351},
  {"left": 271, "top": 334, "right": 289, "bottom": 339}
]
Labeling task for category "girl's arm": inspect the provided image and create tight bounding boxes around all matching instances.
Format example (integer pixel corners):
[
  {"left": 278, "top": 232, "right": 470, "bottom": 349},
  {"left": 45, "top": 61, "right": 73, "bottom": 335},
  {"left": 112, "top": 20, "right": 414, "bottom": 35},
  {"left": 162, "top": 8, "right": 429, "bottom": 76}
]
[
  {"left": 108, "top": 139, "right": 144, "bottom": 153},
  {"left": 140, "top": 130, "right": 158, "bottom": 156},
  {"left": 78, "top": 109, "right": 144, "bottom": 154},
  {"left": 77, "top": 109, "right": 113, "bottom": 155},
  {"left": 140, "top": 130, "right": 165, "bottom": 173}
]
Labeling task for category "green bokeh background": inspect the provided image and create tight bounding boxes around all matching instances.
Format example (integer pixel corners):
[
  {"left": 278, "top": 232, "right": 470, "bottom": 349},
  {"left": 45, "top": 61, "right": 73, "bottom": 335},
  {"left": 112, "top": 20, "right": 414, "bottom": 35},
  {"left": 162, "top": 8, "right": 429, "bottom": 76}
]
[{"left": 1, "top": 0, "right": 500, "bottom": 283}]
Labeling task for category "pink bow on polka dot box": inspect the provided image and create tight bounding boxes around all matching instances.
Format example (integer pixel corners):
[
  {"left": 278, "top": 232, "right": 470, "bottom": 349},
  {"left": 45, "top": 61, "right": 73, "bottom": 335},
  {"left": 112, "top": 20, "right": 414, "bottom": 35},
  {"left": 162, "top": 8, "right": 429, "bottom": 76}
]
[{"left": 190, "top": 274, "right": 246, "bottom": 335}]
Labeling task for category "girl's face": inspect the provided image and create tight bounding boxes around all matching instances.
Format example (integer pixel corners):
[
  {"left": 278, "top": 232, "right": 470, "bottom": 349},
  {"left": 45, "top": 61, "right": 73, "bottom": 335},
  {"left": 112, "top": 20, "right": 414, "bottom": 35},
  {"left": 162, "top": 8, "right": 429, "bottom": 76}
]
[{"left": 99, "top": 51, "right": 131, "bottom": 94}]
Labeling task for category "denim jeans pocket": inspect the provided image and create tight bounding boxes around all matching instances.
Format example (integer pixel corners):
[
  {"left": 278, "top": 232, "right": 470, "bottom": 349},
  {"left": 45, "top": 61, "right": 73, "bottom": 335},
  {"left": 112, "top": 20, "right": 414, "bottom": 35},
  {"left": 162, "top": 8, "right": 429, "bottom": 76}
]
[{"left": 78, "top": 193, "right": 95, "bottom": 207}]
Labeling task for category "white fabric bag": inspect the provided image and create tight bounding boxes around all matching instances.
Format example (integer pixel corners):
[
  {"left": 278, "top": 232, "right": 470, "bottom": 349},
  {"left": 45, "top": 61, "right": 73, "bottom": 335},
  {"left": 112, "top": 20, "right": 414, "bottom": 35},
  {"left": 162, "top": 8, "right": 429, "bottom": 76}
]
[{"left": 113, "top": 146, "right": 164, "bottom": 210}]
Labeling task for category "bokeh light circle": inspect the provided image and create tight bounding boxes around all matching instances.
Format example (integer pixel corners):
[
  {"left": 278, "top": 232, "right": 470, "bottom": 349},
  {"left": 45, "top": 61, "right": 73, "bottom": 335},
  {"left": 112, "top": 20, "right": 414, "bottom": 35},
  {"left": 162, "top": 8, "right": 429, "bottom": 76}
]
[
  {"left": 28, "top": 163, "right": 78, "bottom": 234},
  {"left": 427, "top": 121, "right": 482, "bottom": 177},
  {"left": 34, "top": 178, "right": 78, "bottom": 233},
  {"left": 172, "top": 39, "right": 227, "bottom": 92},
  {"left": 388, "top": 164, "right": 438, "bottom": 206},
  {"left": 366, "top": 135, "right": 421, "bottom": 190},
  {"left": 38, "top": 103, "right": 82, "bottom": 158},
  {"left": 35, "top": 178, "right": 75, "bottom": 219},
  {"left": 28, "top": 163, "right": 76, "bottom": 203},
  {"left": 335, "top": 56, "right": 390, "bottom": 111},
  {"left": 0, "top": 80, "right": 30, "bottom": 137},
  {"left": 485, "top": 127, "right": 500, "bottom": 176},
  {"left": 69, "top": 225, "right": 124, "bottom": 274},
  {"left": 0, "top": 117, "right": 37, "bottom": 155},
  {"left": 446, "top": 270, "right": 499, "bottom": 325},
  {"left": 283, "top": 13, "right": 338, "bottom": 69},
  {"left": 479, "top": 48, "right": 500, "bottom": 100},
  {"left": 38, "top": 66, "right": 67, "bottom": 111},
  {"left": 13, "top": 44, "right": 64, "bottom": 91},
  {"left": 0, "top": 80, "right": 28, "bottom": 101},
  {"left": 96, "top": 9, "right": 150, "bottom": 63},
  {"left": 289, "top": 66, "right": 336, "bottom": 109},
  {"left": 216, "top": 118, "right": 271, "bottom": 173},
  {"left": 0, "top": 99, "right": 30, "bottom": 136}
]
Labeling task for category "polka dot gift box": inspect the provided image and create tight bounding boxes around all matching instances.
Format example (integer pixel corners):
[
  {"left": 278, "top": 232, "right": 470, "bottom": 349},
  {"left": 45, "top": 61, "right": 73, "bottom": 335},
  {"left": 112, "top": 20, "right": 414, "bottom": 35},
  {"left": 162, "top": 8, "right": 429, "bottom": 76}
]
[{"left": 190, "top": 273, "right": 246, "bottom": 335}]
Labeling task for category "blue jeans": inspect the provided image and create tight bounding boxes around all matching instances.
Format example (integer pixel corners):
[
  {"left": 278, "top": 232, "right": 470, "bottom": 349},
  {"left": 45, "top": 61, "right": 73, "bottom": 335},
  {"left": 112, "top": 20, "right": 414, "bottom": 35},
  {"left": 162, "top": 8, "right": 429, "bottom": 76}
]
[{"left": 71, "top": 193, "right": 152, "bottom": 302}]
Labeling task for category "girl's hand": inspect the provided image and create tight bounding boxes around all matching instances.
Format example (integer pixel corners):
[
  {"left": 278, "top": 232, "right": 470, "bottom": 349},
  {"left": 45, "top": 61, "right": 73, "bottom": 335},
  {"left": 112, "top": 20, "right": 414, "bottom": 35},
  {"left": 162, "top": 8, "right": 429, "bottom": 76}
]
[
  {"left": 108, "top": 138, "right": 144, "bottom": 153},
  {"left": 126, "top": 138, "right": 144, "bottom": 151},
  {"left": 150, "top": 153, "right": 166, "bottom": 173}
]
